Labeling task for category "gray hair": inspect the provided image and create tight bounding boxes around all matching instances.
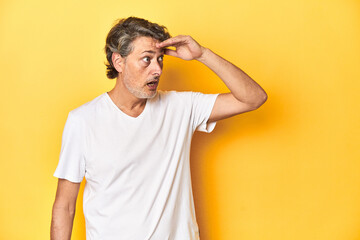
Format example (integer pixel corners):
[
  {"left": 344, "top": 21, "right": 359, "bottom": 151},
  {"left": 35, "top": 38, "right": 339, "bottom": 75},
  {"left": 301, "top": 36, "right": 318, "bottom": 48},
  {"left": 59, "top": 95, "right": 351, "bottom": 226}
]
[{"left": 104, "top": 17, "right": 171, "bottom": 79}]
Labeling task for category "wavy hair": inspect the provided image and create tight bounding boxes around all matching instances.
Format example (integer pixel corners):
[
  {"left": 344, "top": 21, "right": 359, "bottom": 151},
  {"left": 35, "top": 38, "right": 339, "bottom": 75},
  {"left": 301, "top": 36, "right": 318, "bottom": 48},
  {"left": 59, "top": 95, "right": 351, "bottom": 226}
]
[{"left": 104, "top": 17, "right": 171, "bottom": 79}]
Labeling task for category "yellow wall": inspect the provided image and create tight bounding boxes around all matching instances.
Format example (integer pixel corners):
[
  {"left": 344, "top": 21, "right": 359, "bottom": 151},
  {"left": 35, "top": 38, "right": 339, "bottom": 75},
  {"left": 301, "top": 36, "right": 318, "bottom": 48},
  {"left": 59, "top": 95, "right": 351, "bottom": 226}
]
[{"left": 1, "top": 0, "right": 359, "bottom": 239}]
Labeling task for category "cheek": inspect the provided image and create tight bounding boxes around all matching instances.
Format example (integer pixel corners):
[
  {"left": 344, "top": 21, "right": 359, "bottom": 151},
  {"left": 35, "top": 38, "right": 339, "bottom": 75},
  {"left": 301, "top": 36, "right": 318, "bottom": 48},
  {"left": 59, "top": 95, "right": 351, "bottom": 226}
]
[
  {"left": 132, "top": 61, "right": 149, "bottom": 73},
  {"left": 125, "top": 63, "right": 140, "bottom": 77},
  {"left": 137, "top": 63, "right": 152, "bottom": 76},
  {"left": 124, "top": 61, "right": 151, "bottom": 80}
]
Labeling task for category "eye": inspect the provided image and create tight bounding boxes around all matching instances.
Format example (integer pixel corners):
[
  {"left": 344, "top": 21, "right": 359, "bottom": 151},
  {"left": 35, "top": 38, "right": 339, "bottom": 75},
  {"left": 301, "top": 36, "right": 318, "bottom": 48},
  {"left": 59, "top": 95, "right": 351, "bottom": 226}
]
[
  {"left": 143, "top": 56, "right": 150, "bottom": 62},
  {"left": 158, "top": 55, "right": 164, "bottom": 62}
]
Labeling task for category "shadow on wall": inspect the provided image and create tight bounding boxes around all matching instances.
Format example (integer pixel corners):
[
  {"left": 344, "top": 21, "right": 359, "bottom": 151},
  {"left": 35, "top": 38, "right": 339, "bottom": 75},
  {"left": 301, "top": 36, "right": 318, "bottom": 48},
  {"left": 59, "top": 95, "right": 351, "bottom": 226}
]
[
  {"left": 73, "top": 181, "right": 86, "bottom": 239},
  {"left": 190, "top": 114, "right": 267, "bottom": 240},
  {"left": 190, "top": 91, "right": 284, "bottom": 240}
]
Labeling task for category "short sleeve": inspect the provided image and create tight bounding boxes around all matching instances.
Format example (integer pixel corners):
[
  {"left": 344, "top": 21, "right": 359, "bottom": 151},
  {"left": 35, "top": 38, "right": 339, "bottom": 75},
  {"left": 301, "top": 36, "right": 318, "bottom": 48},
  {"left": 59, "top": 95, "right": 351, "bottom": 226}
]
[
  {"left": 191, "top": 92, "right": 219, "bottom": 133},
  {"left": 54, "top": 111, "right": 87, "bottom": 183}
]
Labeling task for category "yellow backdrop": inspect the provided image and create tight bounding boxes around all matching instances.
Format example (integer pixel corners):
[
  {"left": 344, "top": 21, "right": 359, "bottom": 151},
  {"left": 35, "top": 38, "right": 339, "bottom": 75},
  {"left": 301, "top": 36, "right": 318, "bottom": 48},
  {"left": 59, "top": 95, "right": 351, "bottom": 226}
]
[{"left": 1, "top": 0, "right": 359, "bottom": 239}]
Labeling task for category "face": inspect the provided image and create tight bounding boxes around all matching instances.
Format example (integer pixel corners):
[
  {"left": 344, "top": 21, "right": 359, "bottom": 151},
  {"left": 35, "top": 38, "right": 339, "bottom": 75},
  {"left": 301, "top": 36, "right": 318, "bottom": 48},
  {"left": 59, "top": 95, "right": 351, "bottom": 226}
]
[{"left": 120, "top": 36, "right": 164, "bottom": 99}]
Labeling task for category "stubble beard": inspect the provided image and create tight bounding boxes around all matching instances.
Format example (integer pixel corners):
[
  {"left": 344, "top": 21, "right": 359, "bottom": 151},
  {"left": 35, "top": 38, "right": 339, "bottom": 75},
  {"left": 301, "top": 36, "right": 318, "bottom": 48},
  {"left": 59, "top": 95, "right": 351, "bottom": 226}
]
[{"left": 122, "top": 72, "right": 158, "bottom": 99}]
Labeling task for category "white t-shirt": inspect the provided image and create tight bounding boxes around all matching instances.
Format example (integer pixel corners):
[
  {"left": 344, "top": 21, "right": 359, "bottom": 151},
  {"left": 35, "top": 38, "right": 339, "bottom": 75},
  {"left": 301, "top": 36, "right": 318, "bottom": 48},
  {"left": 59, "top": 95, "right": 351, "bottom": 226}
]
[{"left": 54, "top": 90, "right": 219, "bottom": 240}]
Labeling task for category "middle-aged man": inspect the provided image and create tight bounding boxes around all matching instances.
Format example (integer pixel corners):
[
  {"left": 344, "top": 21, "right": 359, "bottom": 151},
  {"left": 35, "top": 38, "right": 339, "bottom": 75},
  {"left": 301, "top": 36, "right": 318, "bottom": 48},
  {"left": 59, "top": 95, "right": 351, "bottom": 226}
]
[{"left": 51, "top": 17, "right": 267, "bottom": 240}]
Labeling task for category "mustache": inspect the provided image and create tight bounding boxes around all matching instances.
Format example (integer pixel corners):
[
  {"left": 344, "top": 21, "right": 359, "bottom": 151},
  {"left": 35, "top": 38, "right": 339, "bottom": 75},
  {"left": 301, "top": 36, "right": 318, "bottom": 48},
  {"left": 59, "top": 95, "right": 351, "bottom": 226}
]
[{"left": 146, "top": 76, "right": 160, "bottom": 83}]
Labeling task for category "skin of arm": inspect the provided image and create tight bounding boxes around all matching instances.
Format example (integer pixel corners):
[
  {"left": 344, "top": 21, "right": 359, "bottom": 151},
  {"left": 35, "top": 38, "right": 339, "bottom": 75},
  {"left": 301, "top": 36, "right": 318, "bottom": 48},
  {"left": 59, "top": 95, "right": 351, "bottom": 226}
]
[
  {"left": 51, "top": 179, "right": 81, "bottom": 240},
  {"left": 156, "top": 35, "right": 268, "bottom": 123}
]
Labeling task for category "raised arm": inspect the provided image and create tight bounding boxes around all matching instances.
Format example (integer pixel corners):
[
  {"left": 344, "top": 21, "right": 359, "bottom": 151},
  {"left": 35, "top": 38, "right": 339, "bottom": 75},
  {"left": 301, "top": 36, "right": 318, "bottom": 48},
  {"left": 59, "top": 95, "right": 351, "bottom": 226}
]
[
  {"left": 51, "top": 179, "right": 81, "bottom": 240},
  {"left": 157, "top": 35, "right": 267, "bottom": 123}
]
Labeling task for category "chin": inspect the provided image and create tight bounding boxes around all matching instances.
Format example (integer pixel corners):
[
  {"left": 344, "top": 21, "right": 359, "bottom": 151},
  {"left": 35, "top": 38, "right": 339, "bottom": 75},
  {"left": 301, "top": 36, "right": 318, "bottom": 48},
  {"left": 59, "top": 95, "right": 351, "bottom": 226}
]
[
  {"left": 133, "top": 90, "right": 157, "bottom": 99},
  {"left": 146, "top": 91, "right": 157, "bottom": 99}
]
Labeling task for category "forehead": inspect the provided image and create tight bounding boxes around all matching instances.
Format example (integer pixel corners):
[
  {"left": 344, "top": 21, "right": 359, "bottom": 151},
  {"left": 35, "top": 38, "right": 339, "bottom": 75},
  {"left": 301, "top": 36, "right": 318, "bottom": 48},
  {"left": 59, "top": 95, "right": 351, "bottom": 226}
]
[{"left": 130, "top": 36, "right": 163, "bottom": 55}]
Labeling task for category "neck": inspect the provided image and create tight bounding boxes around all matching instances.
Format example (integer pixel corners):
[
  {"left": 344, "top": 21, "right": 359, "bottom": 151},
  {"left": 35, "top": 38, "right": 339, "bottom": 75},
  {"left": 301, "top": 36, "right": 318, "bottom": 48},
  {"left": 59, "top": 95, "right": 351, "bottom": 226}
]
[{"left": 107, "top": 78, "right": 147, "bottom": 113}]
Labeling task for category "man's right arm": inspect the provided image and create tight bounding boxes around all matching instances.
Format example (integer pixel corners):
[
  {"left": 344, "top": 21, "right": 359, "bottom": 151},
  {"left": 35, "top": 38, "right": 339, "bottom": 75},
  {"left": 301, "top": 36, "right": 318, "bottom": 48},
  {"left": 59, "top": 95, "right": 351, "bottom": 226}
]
[{"left": 51, "top": 179, "right": 81, "bottom": 240}]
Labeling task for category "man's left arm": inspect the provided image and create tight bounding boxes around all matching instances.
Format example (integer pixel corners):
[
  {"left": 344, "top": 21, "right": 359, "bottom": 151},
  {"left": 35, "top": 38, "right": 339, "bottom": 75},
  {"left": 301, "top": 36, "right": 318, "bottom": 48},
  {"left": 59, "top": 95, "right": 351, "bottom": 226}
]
[{"left": 157, "top": 35, "right": 267, "bottom": 123}]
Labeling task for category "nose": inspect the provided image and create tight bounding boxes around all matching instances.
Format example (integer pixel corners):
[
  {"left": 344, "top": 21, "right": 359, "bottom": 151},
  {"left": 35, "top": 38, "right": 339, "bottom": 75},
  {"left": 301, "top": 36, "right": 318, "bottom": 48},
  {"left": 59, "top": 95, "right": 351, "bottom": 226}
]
[{"left": 151, "top": 60, "right": 162, "bottom": 76}]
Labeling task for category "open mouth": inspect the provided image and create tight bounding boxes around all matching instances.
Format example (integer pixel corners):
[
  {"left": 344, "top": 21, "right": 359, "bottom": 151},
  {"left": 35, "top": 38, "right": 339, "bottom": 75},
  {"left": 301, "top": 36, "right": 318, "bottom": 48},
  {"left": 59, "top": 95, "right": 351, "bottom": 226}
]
[
  {"left": 147, "top": 81, "right": 157, "bottom": 86},
  {"left": 147, "top": 80, "right": 158, "bottom": 88}
]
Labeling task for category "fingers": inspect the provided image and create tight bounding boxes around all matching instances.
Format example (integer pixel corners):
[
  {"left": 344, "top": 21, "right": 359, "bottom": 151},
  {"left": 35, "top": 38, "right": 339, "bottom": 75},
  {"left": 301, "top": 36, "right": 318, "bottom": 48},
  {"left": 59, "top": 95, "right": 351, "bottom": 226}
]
[
  {"left": 163, "top": 48, "right": 179, "bottom": 57},
  {"left": 156, "top": 35, "right": 190, "bottom": 48}
]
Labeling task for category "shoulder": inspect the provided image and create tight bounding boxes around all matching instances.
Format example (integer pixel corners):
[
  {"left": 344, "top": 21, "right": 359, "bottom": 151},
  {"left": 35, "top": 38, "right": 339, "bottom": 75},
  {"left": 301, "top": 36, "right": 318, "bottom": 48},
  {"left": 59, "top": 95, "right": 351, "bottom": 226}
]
[
  {"left": 157, "top": 90, "right": 218, "bottom": 104},
  {"left": 68, "top": 93, "right": 107, "bottom": 120},
  {"left": 157, "top": 90, "right": 196, "bottom": 103}
]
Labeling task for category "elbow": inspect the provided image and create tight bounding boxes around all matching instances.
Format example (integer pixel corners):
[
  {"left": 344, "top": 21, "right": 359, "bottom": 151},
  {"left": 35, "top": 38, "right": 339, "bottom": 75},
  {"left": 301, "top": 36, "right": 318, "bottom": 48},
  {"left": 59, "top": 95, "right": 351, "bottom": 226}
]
[
  {"left": 260, "top": 91, "right": 268, "bottom": 105},
  {"left": 250, "top": 91, "right": 268, "bottom": 110}
]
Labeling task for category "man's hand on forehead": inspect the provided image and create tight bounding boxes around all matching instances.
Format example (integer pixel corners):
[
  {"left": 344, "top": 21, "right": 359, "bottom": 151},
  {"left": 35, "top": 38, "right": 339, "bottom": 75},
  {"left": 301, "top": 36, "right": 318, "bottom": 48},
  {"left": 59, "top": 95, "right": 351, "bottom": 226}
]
[{"left": 156, "top": 35, "right": 206, "bottom": 61}]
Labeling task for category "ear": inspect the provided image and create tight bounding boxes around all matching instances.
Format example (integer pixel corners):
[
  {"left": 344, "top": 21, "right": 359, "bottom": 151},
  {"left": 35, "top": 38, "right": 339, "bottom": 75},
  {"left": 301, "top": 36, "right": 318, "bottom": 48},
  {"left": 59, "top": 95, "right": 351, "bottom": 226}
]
[{"left": 112, "top": 52, "right": 124, "bottom": 73}]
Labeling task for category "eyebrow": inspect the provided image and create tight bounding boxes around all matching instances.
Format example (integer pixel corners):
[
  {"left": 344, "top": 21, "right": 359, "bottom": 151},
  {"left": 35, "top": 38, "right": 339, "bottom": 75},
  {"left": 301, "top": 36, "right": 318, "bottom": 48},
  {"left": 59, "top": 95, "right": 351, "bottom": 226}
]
[{"left": 141, "top": 49, "right": 164, "bottom": 54}]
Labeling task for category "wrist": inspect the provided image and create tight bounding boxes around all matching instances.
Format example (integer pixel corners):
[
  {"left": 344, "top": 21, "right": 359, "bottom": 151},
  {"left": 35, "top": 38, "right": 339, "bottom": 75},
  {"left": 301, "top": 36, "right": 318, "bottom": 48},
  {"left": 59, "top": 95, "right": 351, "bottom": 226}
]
[{"left": 196, "top": 47, "right": 210, "bottom": 63}]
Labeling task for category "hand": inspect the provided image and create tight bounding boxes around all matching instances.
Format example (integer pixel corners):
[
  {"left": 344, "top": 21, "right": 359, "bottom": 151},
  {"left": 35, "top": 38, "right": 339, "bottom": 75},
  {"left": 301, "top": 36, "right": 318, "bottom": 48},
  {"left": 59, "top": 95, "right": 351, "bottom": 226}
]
[{"left": 156, "top": 35, "right": 206, "bottom": 61}]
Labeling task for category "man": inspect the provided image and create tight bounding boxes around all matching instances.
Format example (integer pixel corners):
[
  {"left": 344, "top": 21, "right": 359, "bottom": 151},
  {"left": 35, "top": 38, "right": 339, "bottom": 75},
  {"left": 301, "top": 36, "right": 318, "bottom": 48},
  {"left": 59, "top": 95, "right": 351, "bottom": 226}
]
[{"left": 51, "top": 17, "right": 267, "bottom": 240}]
